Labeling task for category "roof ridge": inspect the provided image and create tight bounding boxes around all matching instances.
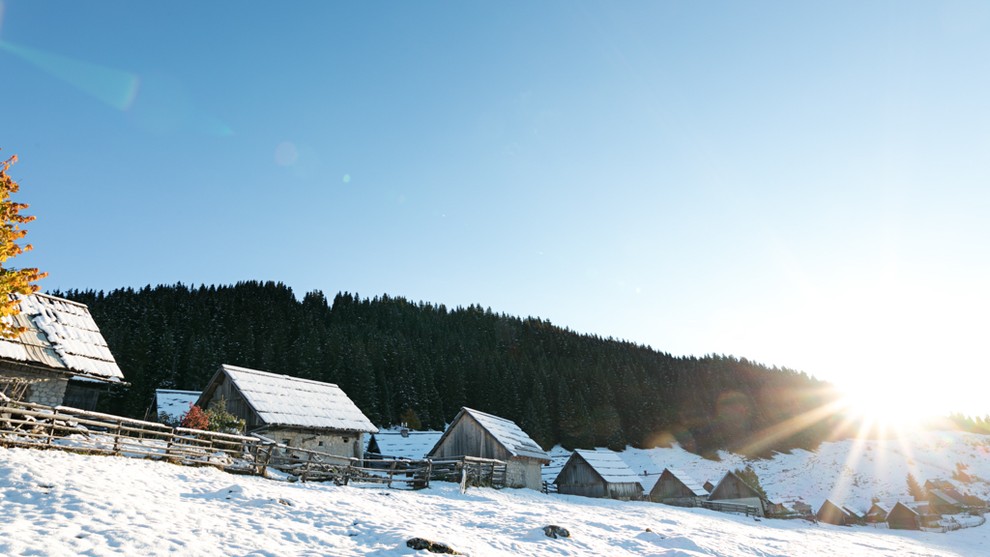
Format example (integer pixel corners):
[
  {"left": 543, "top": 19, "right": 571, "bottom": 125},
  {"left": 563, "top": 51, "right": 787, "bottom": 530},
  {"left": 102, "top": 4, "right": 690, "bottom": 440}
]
[
  {"left": 221, "top": 363, "right": 340, "bottom": 388},
  {"left": 26, "top": 292, "right": 92, "bottom": 309}
]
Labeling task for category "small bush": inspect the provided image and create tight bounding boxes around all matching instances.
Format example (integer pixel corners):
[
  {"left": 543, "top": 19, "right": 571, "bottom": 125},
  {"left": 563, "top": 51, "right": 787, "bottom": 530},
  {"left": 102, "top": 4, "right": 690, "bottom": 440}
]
[
  {"left": 180, "top": 404, "right": 209, "bottom": 430},
  {"left": 206, "top": 396, "right": 245, "bottom": 434}
]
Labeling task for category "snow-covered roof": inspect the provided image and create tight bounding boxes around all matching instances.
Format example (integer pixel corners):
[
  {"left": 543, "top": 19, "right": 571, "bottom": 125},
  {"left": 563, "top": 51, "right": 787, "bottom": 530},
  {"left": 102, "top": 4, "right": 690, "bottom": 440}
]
[
  {"left": 203, "top": 364, "right": 377, "bottom": 433},
  {"left": 930, "top": 489, "right": 963, "bottom": 507},
  {"left": 369, "top": 430, "right": 443, "bottom": 460},
  {"left": 154, "top": 389, "right": 200, "bottom": 422},
  {"left": 661, "top": 467, "right": 709, "bottom": 497},
  {"left": 570, "top": 449, "right": 642, "bottom": 485},
  {"left": 456, "top": 407, "right": 550, "bottom": 462},
  {"left": 0, "top": 293, "right": 124, "bottom": 383}
]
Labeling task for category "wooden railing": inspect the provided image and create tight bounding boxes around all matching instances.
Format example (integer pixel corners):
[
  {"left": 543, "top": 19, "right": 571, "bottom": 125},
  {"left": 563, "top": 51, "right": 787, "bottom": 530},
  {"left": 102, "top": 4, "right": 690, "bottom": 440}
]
[
  {"left": 0, "top": 399, "right": 263, "bottom": 473},
  {"left": 0, "top": 400, "right": 507, "bottom": 490},
  {"left": 702, "top": 500, "right": 760, "bottom": 516}
]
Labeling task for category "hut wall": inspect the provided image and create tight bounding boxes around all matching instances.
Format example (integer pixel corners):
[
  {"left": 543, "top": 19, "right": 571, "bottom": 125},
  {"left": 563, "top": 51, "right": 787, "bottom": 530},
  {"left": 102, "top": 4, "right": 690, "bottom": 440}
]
[
  {"left": 710, "top": 477, "right": 759, "bottom": 501},
  {"left": 887, "top": 507, "right": 920, "bottom": 530},
  {"left": 204, "top": 374, "right": 261, "bottom": 428},
  {"left": 431, "top": 414, "right": 512, "bottom": 461},
  {"left": 817, "top": 501, "right": 851, "bottom": 525},
  {"left": 650, "top": 472, "right": 703, "bottom": 505},
  {"left": 506, "top": 458, "right": 543, "bottom": 490},
  {"left": 270, "top": 427, "right": 365, "bottom": 459},
  {"left": 0, "top": 364, "right": 69, "bottom": 407},
  {"left": 607, "top": 482, "right": 645, "bottom": 500},
  {"left": 555, "top": 457, "right": 607, "bottom": 498}
]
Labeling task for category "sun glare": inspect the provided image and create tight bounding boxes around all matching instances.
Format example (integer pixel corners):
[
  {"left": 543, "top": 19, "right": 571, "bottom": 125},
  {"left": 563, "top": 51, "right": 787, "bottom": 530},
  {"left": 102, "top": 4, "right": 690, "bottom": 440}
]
[{"left": 837, "top": 380, "right": 929, "bottom": 432}]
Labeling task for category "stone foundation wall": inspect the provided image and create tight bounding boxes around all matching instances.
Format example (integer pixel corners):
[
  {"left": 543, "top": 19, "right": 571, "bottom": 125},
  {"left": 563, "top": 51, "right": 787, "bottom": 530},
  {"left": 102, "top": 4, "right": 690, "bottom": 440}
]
[
  {"left": 27, "top": 378, "right": 69, "bottom": 406},
  {"left": 0, "top": 367, "right": 69, "bottom": 407},
  {"left": 269, "top": 428, "right": 365, "bottom": 459}
]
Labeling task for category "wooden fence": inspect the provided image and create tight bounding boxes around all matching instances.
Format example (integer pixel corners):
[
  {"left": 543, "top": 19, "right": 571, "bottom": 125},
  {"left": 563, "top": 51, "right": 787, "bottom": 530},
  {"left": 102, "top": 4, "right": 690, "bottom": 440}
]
[
  {"left": 702, "top": 500, "right": 760, "bottom": 516},
  {"left": 0, "top": 399, "right": 263, "bottom": 472},
  {"left": 0, "top": 400, "right": 506, "bottom": 490}
]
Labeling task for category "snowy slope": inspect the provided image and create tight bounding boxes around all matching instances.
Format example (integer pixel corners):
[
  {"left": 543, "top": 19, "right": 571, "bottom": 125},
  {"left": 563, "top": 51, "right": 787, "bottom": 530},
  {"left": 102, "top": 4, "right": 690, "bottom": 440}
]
[
  {"left": 2, "top": 444, "right": 989, "bottom": 556},
  {"left": 546, "top": 430, "right": 990, "bottom": 514}
]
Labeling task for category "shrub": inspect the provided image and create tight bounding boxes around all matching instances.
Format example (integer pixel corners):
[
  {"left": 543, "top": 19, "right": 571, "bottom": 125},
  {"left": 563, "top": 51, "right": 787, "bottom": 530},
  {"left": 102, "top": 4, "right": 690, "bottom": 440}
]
[
  {"left": 206, "top": 396, "right": 245, "bottom": 434},
  {"left": 180, "top": 404, "right": 209, "bottom": 430}
]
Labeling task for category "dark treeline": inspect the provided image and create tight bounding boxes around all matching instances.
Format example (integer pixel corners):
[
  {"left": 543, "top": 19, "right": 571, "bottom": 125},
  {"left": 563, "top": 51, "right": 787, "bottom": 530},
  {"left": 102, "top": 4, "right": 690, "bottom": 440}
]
[{"left": 59, "top": 281, "right": 842, "bottom": 456}]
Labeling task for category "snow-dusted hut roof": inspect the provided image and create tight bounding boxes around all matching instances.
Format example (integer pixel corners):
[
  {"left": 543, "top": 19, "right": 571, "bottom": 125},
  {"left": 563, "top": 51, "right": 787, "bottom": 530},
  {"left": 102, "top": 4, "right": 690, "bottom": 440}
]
[
  {"left": 368, "top": 429, "right": 443, "bottom": 460},
  {"left": 153, "top": 389, "right": 200, "bottom": 423},
  {"left": 659, "top": 467, "right": 709, "bottom": 497},
  {"left": 563, "top": 449, "right": 642, "bottom": 485},
  {"left": 430, "top": 407, "right": 550, "bottom": 462},
  {"left": 708, "top": 471, "right": 765, "bottom": 502},
  {"left": 198, "top": 364, "right": 377, "bottom": 433},
  {"left": 0, "top": 293, "right": 123, "bottom": 383}
]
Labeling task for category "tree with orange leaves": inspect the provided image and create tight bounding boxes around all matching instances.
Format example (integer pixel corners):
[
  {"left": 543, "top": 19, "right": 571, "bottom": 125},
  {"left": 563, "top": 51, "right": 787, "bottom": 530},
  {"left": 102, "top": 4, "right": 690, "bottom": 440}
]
[{"left": 0, "top": 152, "right": 46, "bottom": 338}]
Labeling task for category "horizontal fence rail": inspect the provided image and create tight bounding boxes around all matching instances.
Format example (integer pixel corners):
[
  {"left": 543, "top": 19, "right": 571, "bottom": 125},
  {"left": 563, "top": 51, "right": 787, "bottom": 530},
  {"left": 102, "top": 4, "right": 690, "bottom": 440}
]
[{"left": 0, "top": 400, "right": 506, "bottom": 490}]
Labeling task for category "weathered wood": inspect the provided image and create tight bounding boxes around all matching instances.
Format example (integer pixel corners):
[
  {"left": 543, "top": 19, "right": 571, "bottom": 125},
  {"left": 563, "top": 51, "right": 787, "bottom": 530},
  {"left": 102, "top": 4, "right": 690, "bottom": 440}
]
[{"left": 2, "top": 400, "right": 509, "bottom": 490}]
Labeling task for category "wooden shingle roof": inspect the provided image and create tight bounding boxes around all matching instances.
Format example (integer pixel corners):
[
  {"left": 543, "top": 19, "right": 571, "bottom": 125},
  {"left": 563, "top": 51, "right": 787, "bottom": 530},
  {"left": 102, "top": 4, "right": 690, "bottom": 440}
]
[
  {"left": 0, "top": 293, "right": 123, "bottom": 383},
  {"left": 201, "top": 364, "right": 377, "bottom": 433}
]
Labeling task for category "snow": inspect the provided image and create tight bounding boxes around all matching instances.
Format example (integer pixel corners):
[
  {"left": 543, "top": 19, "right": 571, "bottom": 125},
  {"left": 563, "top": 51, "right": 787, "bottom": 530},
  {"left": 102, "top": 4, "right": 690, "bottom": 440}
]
[
  {"left": 451, "top": 407, "right": 550, "bottom": 462},
  {"left": 209, "top": 364, "right": 377, "bottom": 433},
  {"left": 153, "top": 389, "right": 200, "bottom": 423},
  {"left": 2, "top": 443, "right": 989, "bottom": 556},
  {"left": 662, "top": 467, "right": 710, "bottom": 498},
  {"left": 545, "top": 430, "right": 990, "bottom": 514},
  {"left": 371, "top": 430, "right": 443, "bottom": 460},
  {"left": 0, "top": 293, "right": 124, "bottom": 382},
  {"left": 567, "top": 449, "right": 644, "bottom": 488}
]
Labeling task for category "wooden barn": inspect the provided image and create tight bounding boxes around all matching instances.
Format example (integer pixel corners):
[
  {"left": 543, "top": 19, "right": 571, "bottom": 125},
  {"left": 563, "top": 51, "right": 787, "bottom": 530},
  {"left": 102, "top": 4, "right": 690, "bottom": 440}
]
[
  {"left": 865, "top": 502, "right": 890, "bottom": 524},
  {"left": 928, "top": 489, "right": 965, "bottom": 515},
  {"left": 707, "top": 471, "right": 768, "bottom": 517},
  {"left": 367, "top": 428, "right": 443, "bottom": 460},
  {"left": 649, "top": 467, "right": 708, "bottom": 506},
  {"left": 196, "top": 364, "right": 377, "bottom": 459},
  {"left": 886, "top": 502, "right": 921, "bottom": 530},
  {"left": 426, "top": 407, "right": 549, "bottom": 490},
  {"left": 553, "top": 449, "right": 644, "bottom": 500},
  {"left": 145, "top": 389, "right": 200, "bottom": 424},
  {"left": 817, "top": 499, "right": 860, "bottom": 526},
  {"left": 0, "top": 293, "right": 124, "bottom": 410}
]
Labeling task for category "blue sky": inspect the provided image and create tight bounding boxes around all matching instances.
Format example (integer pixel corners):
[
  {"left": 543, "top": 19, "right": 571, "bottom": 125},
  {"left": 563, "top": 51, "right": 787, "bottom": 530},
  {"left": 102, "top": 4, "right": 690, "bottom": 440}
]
[{"left": 2, "top": 1, "right": 989, "bottom": 416}]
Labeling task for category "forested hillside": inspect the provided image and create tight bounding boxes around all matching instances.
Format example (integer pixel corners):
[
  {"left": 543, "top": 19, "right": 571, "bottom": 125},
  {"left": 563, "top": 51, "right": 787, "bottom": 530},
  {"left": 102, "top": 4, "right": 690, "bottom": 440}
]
[{"left": 60, "top": 282, "right": 841, "bottom": 456}]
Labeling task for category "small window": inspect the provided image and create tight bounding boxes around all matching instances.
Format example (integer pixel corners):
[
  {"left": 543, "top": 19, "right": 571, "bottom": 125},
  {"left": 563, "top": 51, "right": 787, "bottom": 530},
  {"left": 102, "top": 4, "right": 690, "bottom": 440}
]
[
  {"left": 282, "top": 439, "right": 291, "bottom": 446},
  {"left": 318, "top": 441, "right": 325, "bottom": 447},
  {"left": 343, "top": 437, "right": 350, "bottom": 443}
]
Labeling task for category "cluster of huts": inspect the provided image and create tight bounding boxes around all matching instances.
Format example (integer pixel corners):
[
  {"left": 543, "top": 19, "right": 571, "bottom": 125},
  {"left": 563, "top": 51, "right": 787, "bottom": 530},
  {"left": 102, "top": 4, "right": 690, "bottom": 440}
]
[
  {"left": 817, "top": 479, "right": 987, "bottom": 530},
  {"left": 548, "top": 448, "right": 772, "bottom": 516},
  {"left": 2, "top": 293, "right": 987, "bottom": 529},
  {"left": 150, "top": 368, "right": 555, "bottom": 489}
]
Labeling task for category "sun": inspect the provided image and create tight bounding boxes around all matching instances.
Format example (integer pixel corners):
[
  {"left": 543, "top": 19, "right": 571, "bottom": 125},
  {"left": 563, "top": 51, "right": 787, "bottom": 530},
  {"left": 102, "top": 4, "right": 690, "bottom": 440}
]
[{"left": 836, "top": 378, "right": 931, "bottom": 433}]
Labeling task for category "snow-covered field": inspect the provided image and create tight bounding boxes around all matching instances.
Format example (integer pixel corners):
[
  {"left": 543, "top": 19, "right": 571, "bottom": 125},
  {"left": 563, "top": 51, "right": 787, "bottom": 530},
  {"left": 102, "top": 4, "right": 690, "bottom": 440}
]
[
  {"left": 3, "top": 430, "right": 990, "bottom": 556},
  {"left": 546, "top": 430, "right": 990, "bottom": 513}
]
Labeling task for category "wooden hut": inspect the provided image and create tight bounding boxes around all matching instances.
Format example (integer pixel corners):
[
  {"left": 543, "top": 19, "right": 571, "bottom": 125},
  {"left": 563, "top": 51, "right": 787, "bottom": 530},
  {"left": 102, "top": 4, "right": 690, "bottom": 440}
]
[
  {"left": 817, "top": 499, "right": 859, "bottom": 526},
  {"left": 553, "top": 449, "right": 644, "bottom": 500},
  {"left": 0, "top": 293, "right": 124, "bottom": 410},
  {"left": 707, "top": 471, "right": 768, "bottom": 517},
  {"left": 865, "top": 502, "right": 890, "bottom": 524},
  {"left": 928, "top": 489, "right": 965, "bottom": 514},
  {"left": 886, "top": 502, "right": 920, "bottom": 530},
  {"left": 196, "top": 364, "right": 377, "bottom": 459},
  {"left": 649, "top": 467, "right": 708, "bottom": 506},
  {"left": 146, "top": 389, "right": 200, "bottom": 424},
  {"left": 426, "top": 407, "right": 549, "bottom": 490}
]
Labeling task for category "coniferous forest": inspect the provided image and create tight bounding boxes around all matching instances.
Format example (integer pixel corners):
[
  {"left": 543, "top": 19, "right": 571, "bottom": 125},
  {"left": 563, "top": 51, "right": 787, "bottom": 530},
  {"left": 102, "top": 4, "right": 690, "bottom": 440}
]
[{"left": 60, "top": 281, "right": 843, "bottom": 456}]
